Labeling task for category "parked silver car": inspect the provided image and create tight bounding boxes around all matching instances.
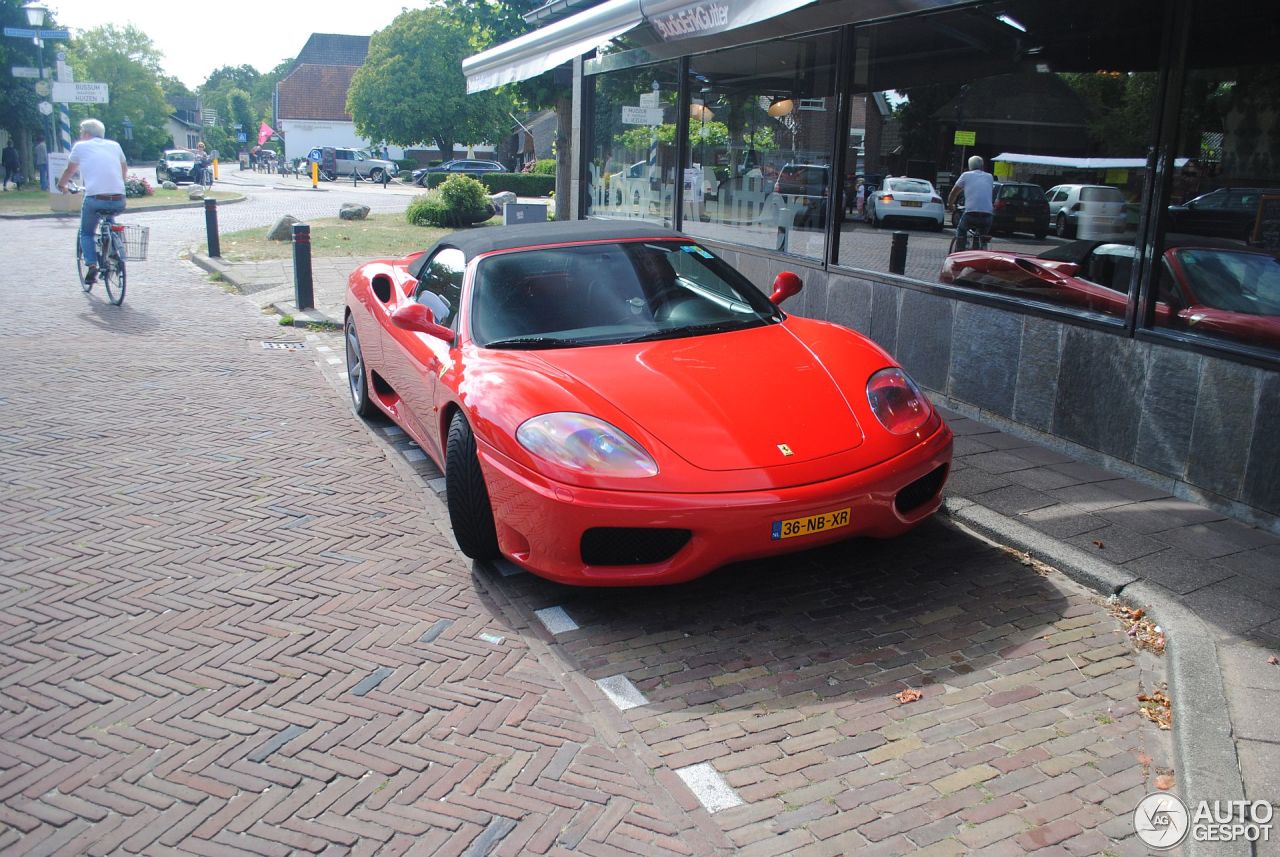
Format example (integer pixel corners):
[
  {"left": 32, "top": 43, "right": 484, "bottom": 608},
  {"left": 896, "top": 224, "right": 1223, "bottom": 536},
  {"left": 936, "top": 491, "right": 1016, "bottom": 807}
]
[{"left": 304, "top": 147, "right": 399, "bottom": 182}]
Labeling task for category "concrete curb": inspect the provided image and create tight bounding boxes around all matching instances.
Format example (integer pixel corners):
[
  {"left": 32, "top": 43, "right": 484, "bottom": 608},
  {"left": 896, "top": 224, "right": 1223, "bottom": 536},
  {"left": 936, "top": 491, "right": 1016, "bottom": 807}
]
[
  {"left": 944, "top": 497, "right": 1247, "bottom": 857},
  {"left": 190, "top": 251, "right": 340, "bottom": 329}
]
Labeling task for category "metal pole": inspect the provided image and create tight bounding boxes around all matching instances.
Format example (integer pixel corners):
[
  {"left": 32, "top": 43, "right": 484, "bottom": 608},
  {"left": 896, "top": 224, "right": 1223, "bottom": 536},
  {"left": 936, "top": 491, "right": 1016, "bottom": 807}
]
[
  {"left": 292, "top": 224, "right": 314, "bottom": 311},
  {"left": 203, "top": 198, "right": 220, "bottom": 258},
  {"left": 889, "top": 231, "right": 908, "bottom": 275}
]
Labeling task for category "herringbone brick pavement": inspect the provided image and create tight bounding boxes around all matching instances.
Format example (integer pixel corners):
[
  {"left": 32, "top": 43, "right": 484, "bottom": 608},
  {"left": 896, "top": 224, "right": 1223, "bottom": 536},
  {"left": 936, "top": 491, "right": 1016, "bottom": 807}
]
[
  {"left": 0, "top": 214, "right": 725, "bottom": 855},
  {"left": 2, "top": 204, "right": 1174, "bottom": 856}
]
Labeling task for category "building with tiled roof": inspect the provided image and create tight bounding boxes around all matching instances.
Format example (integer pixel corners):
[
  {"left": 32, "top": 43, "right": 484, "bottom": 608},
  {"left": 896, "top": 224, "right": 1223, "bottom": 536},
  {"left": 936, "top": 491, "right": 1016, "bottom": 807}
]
[{"left": 276, "top": 34, "right": 375, "bottom": 162}]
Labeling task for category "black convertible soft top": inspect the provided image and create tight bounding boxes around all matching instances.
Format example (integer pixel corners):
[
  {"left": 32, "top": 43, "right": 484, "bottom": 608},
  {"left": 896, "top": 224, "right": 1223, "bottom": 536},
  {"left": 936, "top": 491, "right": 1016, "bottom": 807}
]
[{"left": 407, "top": 220, "right": 685, "bottom": 280}]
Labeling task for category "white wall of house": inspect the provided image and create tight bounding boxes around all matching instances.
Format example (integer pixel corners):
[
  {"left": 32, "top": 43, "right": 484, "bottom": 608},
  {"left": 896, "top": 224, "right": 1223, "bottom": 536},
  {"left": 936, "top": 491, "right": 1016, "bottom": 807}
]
[
  {"left": 279, "top": 119, "right": 407, "bottom": 161},
  {"left": 165, "top": 119, "right": 201, "bottom": 152}
]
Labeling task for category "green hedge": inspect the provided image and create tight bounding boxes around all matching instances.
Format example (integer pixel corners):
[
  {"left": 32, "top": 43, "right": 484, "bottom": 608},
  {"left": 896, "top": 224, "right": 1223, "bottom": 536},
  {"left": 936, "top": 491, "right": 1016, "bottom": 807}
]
[
  {"left": 394, "top": 159, "right": 418, "bottom": 172},
  {"left": 421, "top": 172, "right": 554, "bottom": 196},
  {"left": 530, "top": 159, "right": 557, "bottom": 176}
]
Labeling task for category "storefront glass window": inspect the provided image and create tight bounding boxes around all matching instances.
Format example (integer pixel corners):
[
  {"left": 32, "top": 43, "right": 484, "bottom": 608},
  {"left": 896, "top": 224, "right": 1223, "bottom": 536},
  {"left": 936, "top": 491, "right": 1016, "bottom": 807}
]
[
  {"left": 1148, "top": 0, "right": 1280, "bottom": 354},
  {"left": 680, "top": 32, "right": 839, "bottom": 261},
  {"left": 586, "top": 61, "right": 681, "bottom": 225},
  {"left": 839, "top": 0, "right": 1157, "bottom": 323}
]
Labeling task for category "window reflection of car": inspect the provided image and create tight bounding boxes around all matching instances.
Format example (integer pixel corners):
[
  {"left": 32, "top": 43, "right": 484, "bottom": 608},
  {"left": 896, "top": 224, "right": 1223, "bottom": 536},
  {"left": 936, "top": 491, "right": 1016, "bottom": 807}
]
[
  {"left": 952, "top": 181, "right": 1050, "bottom": 239},
  {"left": 772, "top": 164, "right": 830, "bottom": 227},
  {"left": 866, "top": 177, "right": 945, "bottom": 230},
  {"left": 156, "top": 149, "right": 197, "bottom": 184},
  {"left": 609, "top": 161, "right": 652, "bottom": 207},
  {"left": 939, "top": 237, "right": 1280, "bottom": 350},
  {"left": 1045, "top": 184, "right": 1126, "bottom": 239},
  {"left": 1166, "top": 187, "right": 1268, "bottom": 242}
]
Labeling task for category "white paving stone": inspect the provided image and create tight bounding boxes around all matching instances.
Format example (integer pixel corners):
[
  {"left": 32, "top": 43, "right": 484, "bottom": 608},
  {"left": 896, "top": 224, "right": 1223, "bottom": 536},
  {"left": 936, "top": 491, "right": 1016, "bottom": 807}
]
[
  {"left": 596, "top": 675, "right": 647, "bottom": 711},
  {"left": 534, "top": 606, "right": 579, "bottom": 635},
  {"left": 402, "top": 449, "right": 427, "bottom": 462},
  {"left": 675, "top": 763, "right": 744, "bottom": 813}
]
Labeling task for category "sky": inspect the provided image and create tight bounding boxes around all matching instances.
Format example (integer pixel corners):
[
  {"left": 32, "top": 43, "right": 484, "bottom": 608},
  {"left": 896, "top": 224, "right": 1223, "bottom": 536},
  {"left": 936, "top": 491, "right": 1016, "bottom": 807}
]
[{"left": 43, "top": 0, "right": 423, "bottom": 88}]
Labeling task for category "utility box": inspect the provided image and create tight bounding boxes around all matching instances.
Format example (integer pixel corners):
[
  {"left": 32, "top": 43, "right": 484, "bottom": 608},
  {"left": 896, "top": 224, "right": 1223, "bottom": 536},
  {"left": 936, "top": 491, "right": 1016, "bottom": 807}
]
[{"left": 504, "top": 203, "right": 547, "bottom": 225}]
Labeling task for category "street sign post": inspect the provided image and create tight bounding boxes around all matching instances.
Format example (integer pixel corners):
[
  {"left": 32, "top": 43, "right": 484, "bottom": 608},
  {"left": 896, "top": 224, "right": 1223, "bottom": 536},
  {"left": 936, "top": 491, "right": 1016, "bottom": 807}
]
[
  {"left": 621, "top": 106, "right": 664, "bottom": 126},
  {"left": 52, "top": 81, "right": 108, "bottom": 104},
  {"left": 2, "top": 27, "right": 69, "bottom": 39}
]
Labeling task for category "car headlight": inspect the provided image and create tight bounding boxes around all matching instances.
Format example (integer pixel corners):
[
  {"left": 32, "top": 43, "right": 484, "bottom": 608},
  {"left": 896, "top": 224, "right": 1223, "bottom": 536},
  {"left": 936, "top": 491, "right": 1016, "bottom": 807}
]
[
  {"left": 866, "top": 368, "right": 932, "bottom": 435},
  {"left": 517, "top": 412, "right": 658, "bottom": 478}
]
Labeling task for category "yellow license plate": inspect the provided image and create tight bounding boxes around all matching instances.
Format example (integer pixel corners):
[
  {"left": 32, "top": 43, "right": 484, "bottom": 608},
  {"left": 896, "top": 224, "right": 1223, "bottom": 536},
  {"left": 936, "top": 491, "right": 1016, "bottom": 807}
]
[{"left": 771, "top": 508, "right": 851, "bottom": 540}]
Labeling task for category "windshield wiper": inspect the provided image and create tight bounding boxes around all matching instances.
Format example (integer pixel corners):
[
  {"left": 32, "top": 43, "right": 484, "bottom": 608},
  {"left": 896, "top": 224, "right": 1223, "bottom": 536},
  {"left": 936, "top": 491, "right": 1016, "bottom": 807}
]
[
  {"left": 620, "top": 321, "right": 757, "bottom": 344},
  {"left": 482, "top": 336, "right": 582, "bottom": 349}
]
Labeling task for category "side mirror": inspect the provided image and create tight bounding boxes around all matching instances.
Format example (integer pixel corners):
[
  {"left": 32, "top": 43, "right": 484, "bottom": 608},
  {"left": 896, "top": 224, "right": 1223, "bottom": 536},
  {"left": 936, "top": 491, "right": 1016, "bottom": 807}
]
[
  {"left": 769, "top": 271, "right": 803, "bottom": 304},
  {"left": 391, "top": 303, "right": 455, "bottom": 343}
]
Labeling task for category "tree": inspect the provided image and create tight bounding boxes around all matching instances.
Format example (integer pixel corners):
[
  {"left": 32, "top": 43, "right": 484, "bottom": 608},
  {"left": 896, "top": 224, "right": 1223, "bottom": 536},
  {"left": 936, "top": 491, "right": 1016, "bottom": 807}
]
[
  {"left": 347, "top": 7, "right": 513, "bottom": 164},
  {"left": 456, "top": 1, "right": 575, "bottom": 217},
  {"left": 226, "top": 88, "right": 255, "bottom": 141},
  {"left": 67, "top": 24, "right": 171, "bottom": 160},
  {"left": 1060, "top": 72, "right": 1158, "bottom": 157}
]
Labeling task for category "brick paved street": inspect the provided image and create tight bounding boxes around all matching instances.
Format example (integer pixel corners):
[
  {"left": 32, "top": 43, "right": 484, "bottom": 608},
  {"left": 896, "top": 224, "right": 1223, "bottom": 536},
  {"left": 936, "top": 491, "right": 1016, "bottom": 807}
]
[{"left": 0, "top": 197, "right": 1172, "bottom": 854}]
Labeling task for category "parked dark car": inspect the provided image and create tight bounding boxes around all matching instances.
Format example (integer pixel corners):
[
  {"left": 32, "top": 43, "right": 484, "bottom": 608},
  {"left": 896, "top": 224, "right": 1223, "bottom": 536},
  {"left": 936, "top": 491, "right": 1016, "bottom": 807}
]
[
  {"left": 155, "top": 149, "right": 198, "bottom": 184},
  {"left": 412, "top": 159, "right": 506, "bottom": 187},
  {"left": 952, "top": 181, "right": 1050, "bottom": 238},
  {"left": 1167, "top": 187, "right": 1269, "bottom": 242}
]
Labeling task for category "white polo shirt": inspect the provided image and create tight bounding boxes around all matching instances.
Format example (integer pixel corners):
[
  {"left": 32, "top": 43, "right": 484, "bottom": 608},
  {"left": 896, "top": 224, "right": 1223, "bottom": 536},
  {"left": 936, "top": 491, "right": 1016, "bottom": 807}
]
[{"left": 68, "top": 137, "right": 127, "bottom": 196}]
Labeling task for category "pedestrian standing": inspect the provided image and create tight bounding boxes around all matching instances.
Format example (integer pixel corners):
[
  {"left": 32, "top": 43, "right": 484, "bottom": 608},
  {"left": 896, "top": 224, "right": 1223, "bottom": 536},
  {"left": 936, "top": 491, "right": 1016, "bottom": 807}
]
[
  {"left": 1, "top": 140, "right": 18, "bottom": 191},
  {"left": 34, "top": 134, "right": 48, "bottom": 191}
]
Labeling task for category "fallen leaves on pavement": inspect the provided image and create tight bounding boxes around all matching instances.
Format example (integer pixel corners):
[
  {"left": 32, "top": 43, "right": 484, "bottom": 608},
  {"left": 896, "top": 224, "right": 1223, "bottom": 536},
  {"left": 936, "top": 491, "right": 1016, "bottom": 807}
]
[
  {"left": 1138, "top": 688, "right": 1172, "bottom": 730},
  {"left": 1108, "top": 602, "right": 1166, "bottom": 655},
  {"left": 894, "top": 688, "right": 923, "bottom": 704},
  {"left": 1155, "top": 771, "right": 1176, "bottom": 790}
]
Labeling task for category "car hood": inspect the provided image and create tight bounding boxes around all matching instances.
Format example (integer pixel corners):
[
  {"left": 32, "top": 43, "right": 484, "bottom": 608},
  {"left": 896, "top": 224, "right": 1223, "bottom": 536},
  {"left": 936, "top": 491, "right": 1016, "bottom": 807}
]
[{"left": 531, "top": 324, "right": 867, "bottom": 471}]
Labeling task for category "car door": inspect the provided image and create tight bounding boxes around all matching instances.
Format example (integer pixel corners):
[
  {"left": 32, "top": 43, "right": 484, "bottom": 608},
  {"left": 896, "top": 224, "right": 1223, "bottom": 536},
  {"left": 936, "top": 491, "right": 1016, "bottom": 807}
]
[{"left": 381, "top": 248, "right": 465, "bottom": 455}]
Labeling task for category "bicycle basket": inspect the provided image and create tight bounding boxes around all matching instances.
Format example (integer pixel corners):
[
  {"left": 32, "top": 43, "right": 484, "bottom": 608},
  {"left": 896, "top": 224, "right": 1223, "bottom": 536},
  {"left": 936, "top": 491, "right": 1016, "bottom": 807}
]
[{"left": 114, "top": 223, "right": 149, "bottom": 260}]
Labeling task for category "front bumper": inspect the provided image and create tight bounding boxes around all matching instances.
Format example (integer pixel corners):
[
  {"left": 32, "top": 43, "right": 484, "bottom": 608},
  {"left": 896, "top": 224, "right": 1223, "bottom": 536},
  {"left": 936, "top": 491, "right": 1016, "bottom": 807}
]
[{"left": 479, "top": 421, "right": 954, "bottom": 586}]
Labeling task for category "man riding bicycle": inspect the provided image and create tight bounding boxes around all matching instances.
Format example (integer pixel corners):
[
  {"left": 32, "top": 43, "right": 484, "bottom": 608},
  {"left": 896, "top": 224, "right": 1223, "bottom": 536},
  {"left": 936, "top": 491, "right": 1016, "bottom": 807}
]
[
  {"left": 56, "top": 118, "right": 127, "bottom": 286},
  {"left": 947, "top": 155, "right": 994, "bottom": 252}
]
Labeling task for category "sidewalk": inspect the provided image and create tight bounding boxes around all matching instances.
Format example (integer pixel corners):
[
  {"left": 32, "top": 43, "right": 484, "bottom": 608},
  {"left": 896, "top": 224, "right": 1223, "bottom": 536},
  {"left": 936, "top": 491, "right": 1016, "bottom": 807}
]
[{"left": 202, "top": 244, "right": 1280, "bottom": 846}]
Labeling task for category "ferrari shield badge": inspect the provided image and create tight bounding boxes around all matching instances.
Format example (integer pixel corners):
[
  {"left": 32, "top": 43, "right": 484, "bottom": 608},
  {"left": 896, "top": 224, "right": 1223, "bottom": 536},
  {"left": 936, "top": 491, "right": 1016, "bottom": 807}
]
[{"left": 777, "top": 444, "right": 794, "bottom": 457}]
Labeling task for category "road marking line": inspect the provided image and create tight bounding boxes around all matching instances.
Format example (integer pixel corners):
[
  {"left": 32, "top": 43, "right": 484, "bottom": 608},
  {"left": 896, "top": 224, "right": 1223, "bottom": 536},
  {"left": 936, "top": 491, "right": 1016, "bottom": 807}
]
[
  {"left": 534, "top": 606, "right": 579, "bottom": 635},
  {"left": 596, "top": 675, "right": 647, "bottom": 710},
  {"left": 675, "top": 762, "right": 744, "bottom": 813}
]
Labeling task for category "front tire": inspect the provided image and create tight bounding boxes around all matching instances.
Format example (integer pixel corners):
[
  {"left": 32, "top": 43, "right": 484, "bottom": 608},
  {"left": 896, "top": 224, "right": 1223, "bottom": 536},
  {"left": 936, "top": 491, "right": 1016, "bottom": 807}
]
[
  {"left": 446, "top": 412, "right": 500, "bottom": 561},
  {"left": 369, "top": 168, "right": 385, "bottom": 183},
  {"left": 344, "top": 316, "right": 378, "bottom": 418}
]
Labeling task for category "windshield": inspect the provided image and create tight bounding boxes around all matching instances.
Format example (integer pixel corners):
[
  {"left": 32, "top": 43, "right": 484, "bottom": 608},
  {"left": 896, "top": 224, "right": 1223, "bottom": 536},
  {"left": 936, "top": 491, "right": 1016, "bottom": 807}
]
[
  {"left": 167, "top": 152, "right": 195, "bottom": 162},
  {"left": 1082, "top": 186, "right": 1124, "bottom": 203},
  {"left": 471, "top": 240, "right": 780, "bottom": 348},
  {"left": 889, "top": 179, "right": 933, "bottom": 194},
  {"left": 1176, "top": 249, "right": 1280, "bottom": 315}
]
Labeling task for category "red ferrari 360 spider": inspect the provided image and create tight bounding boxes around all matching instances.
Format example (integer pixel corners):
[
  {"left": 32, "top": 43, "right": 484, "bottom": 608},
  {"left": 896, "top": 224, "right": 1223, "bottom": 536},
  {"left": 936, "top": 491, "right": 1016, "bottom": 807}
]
[{"left": 344, "top": 221, "right": 952, "bottom": 585}]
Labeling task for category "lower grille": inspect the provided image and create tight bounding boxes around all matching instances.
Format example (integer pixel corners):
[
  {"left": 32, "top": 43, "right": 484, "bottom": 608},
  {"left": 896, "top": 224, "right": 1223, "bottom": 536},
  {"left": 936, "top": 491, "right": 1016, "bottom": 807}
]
[
  {"left": 895, "top": 464, "right": 948, "bottom": 515},
  {"left": 581, "top": 527, "right": 692, "bottom": 566}
]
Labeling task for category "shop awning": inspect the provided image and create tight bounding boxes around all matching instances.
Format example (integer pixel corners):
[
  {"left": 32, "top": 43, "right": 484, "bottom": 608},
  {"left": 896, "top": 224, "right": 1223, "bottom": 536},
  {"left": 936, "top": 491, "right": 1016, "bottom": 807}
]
[
  {"left": 994, "top": 152, "right": 1189, "bottom": 169},
  {"left": 464, "top": 0, "right": 819, "bottom": 93}
]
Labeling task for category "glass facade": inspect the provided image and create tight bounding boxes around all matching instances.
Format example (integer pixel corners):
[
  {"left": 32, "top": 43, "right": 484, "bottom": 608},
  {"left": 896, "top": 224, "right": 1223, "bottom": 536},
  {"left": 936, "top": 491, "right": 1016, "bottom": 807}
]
[
  {"left": 1148, "top": 0, "right": 1280, "bottom": 353},
  {"left": 584, "top": 0, "right": 1280, "bottom": 362},
  {"left": 585, "top": 60, "right": 681, "bottom": 226}
]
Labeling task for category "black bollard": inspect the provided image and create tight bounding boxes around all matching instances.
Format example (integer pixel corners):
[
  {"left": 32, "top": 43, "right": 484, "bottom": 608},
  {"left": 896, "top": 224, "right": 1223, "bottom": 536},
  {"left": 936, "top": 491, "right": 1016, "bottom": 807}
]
[
  {"left": 292, "top": 224, "right": 314, "bottom": 311},
  {"left": 204, "top": 198, "right": 220, "bottom": 258},
  {"left": 889, "top": 231, "right": 908, "bottom": 275}
]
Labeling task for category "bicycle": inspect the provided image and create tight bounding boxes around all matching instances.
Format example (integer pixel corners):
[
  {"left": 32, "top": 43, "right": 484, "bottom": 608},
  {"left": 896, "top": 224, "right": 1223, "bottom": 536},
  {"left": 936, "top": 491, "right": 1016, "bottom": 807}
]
[
  {"left": 69, "top": 187, "right": 148, "bottom": 306},
  {"left": 948, "top": 214, "right": 993, "bottom": 254}
]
